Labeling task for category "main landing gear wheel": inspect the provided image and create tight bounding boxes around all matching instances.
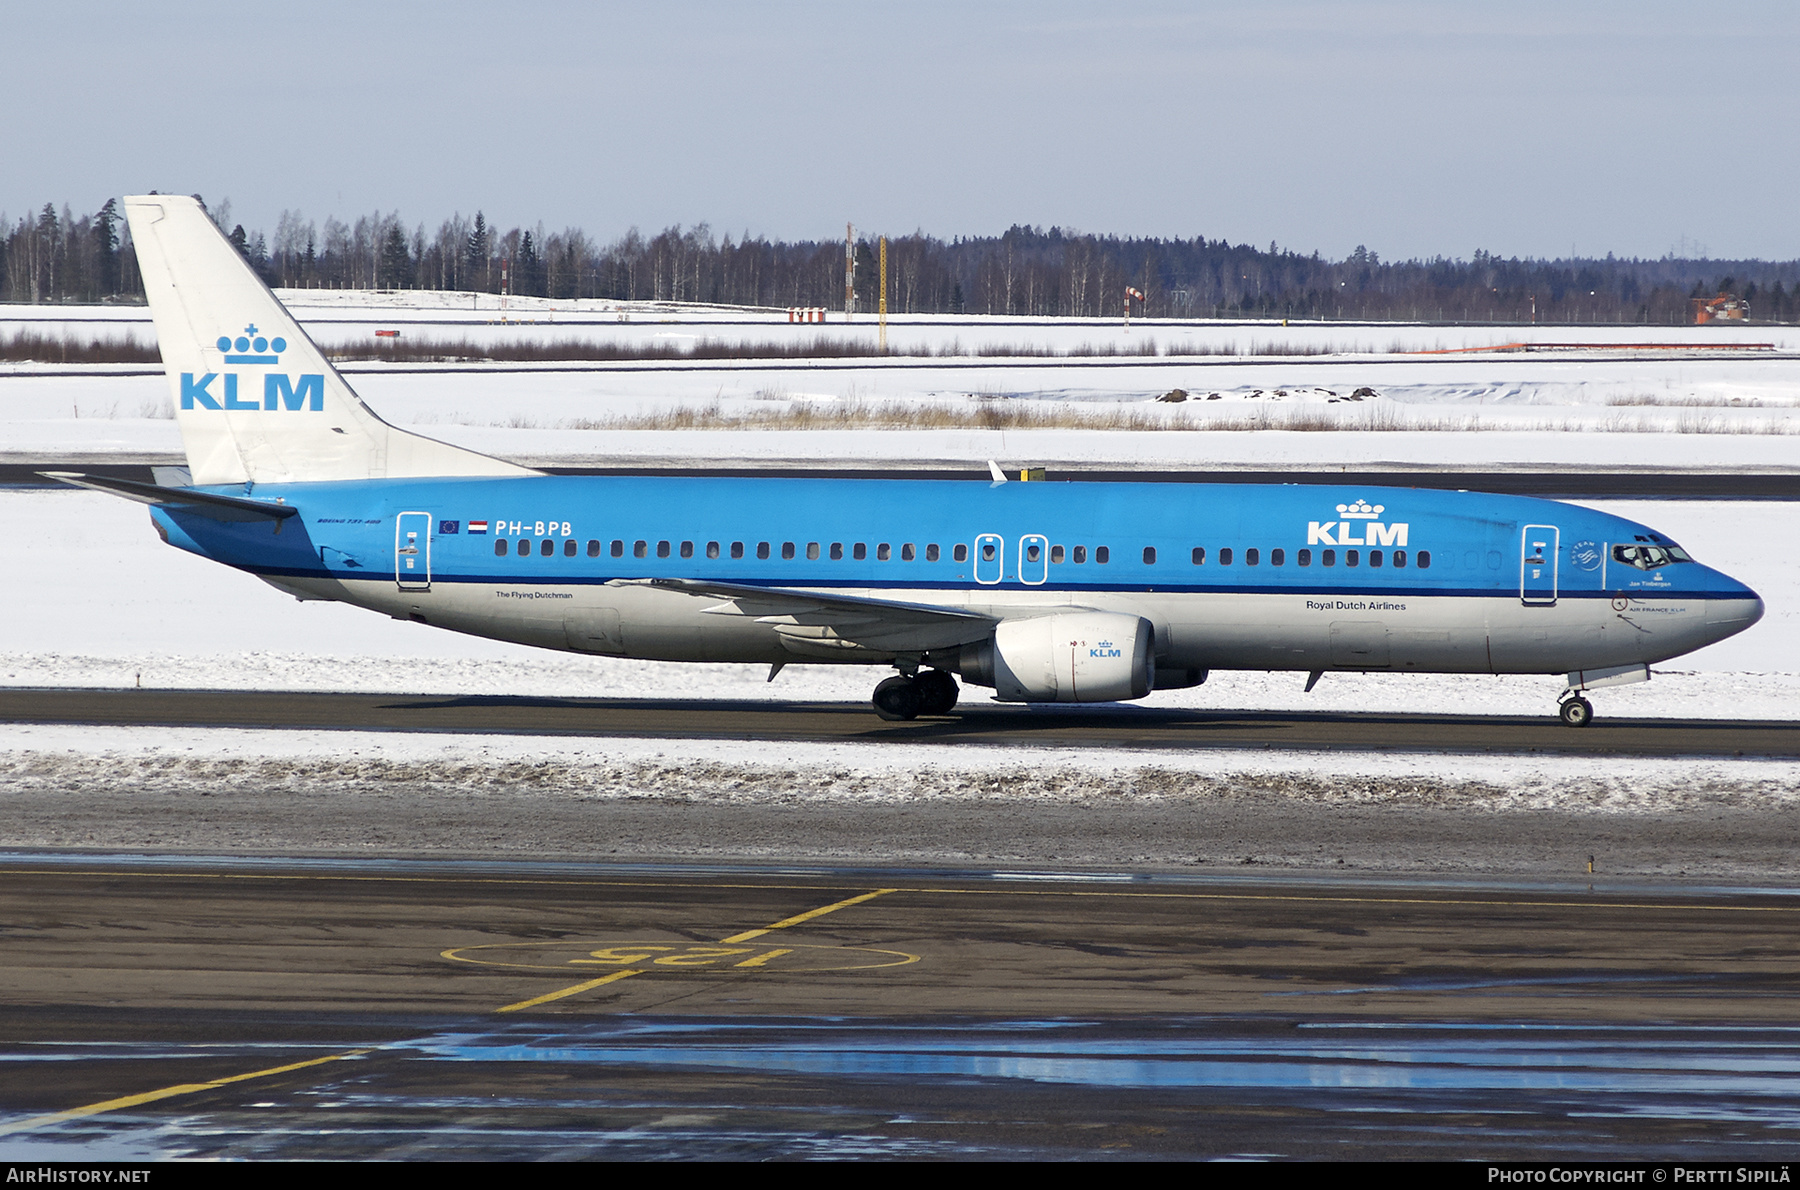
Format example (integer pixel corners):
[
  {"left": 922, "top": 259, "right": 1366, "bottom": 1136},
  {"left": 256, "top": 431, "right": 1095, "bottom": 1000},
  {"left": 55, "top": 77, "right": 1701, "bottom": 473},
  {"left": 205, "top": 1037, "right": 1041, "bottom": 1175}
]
[
  {"left": 913, "top": 669, "right": 960, "bottom": 716},
  {"left": 1559, "top": 696, "right": 1594, "bottom": 728},
  {"left": 872, "top": 675, "right": 921, "bottom": 721}
]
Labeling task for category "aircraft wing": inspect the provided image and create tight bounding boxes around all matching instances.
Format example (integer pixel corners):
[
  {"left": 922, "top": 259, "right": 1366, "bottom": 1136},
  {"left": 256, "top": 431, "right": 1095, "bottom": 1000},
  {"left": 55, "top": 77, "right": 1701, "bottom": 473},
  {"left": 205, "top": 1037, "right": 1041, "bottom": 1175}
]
[
  {"left": 612, "top": 577, "right": 995, "bottom": 654},
  {"left": 41, "top": 471, "right": 299, "bottom": 523}
]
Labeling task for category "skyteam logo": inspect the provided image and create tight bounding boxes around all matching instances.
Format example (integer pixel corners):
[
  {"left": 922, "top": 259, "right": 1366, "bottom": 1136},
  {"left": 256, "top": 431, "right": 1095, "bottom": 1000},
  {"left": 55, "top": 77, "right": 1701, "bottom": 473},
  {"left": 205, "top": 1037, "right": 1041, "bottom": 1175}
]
[
  {"left": 1308, "top": 499, "right": 1410, "bottom": 547},
  {"left": 181, "top": 323, "right": 323, "bottom": 412}
]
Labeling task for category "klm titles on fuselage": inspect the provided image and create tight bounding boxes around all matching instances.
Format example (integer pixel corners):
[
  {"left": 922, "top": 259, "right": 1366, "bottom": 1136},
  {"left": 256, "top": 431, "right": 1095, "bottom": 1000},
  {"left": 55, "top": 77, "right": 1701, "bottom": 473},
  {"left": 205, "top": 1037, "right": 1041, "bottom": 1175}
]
[
  {"left": 180, "top": 325, "right": 322, "bottom": 411},
  {"left": 1308, "top": 500, "right": 1409, "bottom": 548}
]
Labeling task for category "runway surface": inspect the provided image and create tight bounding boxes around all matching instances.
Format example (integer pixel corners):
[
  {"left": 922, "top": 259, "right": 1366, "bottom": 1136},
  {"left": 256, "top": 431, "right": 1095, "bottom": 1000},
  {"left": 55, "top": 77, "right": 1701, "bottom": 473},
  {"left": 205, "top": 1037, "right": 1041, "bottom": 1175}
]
[
  {"left": 4, "top": 687, "right": 1798, "bottom": 757},
  {"left": 2, "top": 855, "right": 1798, "bottom": 1159}
]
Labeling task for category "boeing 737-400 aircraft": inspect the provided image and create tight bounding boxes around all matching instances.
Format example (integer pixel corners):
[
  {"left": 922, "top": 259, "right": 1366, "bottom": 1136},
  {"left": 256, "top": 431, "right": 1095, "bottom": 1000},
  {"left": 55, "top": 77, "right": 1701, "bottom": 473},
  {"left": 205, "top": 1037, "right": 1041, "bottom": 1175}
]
[{"left": 49, "top": 195, "right": 1764, "bottom": 726}]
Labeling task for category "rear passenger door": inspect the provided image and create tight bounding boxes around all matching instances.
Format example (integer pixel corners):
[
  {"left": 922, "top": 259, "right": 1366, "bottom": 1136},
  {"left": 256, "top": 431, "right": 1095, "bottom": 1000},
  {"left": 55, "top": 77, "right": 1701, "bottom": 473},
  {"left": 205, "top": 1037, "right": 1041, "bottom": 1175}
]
[{"left": 396, "top": 511, "right": 432, "bottom": 591}]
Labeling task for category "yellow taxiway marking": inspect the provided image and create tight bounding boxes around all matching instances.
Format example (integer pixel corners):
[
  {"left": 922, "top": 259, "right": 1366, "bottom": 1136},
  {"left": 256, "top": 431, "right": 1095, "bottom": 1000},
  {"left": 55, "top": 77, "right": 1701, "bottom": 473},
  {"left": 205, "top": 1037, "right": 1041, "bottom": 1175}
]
[
  {"left": 6, "top": 886, "right": 902, "bottom": 1135},
  {"left": 500, "top": 888, "right": 900, "bottom": 1012},
  {"left": 495, "top": 967, "right": 643, "bottom": 1013},
  {"left": 0, "top": 1048, "right": 372, "bottom": 1137},
  {"left": 721, "top": 889, "right": 896, "bottom": 943}
]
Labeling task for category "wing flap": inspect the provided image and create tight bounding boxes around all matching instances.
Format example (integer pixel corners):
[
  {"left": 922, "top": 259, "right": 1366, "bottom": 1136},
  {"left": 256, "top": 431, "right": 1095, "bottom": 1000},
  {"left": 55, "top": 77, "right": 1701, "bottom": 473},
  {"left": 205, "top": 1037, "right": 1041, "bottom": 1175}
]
[{"left": 613, "top": 577, "right": 995, "bottom": 654}]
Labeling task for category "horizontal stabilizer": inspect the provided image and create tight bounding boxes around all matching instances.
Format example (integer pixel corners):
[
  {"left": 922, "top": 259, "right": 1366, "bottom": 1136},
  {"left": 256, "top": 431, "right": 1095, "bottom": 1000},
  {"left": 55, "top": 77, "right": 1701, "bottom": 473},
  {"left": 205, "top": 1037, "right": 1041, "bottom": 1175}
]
[{"left": 41, "top": 471, "right": 298, "bottom": 523}]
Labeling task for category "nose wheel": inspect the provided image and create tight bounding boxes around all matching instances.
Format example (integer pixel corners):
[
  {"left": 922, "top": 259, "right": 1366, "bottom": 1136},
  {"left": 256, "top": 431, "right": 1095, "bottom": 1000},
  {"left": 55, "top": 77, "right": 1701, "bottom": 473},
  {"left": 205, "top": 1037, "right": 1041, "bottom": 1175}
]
[{"left": 1558, "top": 694, "right": 1594, "bottom": 728}]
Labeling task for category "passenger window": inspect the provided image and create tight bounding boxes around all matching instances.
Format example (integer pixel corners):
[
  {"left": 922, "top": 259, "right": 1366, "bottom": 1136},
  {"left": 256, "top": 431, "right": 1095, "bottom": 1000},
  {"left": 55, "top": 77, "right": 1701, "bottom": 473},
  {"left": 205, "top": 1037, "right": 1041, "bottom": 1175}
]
[
  {"left": 656, "top": 540, "right": 671, "bottom": 558},
  {"left": 757, "top": 542, "right": 771, "bottom": 560},
  {"left": 587, "top": 539, "right": 600, "bottom": 557},
  {"left": 611, "top": 539, "right": 623, "bottom": 557},
  {"left": 1271, "top": 548, "right": 1285, "bottom": 566},
  {"left": 806, "top": 542, "right": 820, "bottom": 560},
  {"left": 928, "top": 544, "right": 941, "bottom": 562},
  {"left": 542, "top": 539, "right": 555, "bottom": 557},
  {"left": 1096, "top": 546, "right": 1110, "bottom": 564},
  {"left": 953, "top": 544, "right": 968, "bottom": 563},
  {"left": 680, "top": 541, "right": 694, "bottom": 558},
  {"left": 1298, "top": 549, "right": 1311, "bottom": 566},
  {"left": 1142, "top": 546, "right": 1156, "bottom": 564},
  {"left": 781, "top": 542, "right": 795, "bottom": 560},
  {"left": 1219, "top": 547, "right": 1232, "bottom": 565},
  {"left": 1417, "top": 550, "right": 1430, "bottom": 569},
  {"left": 1323, "top": 549, "right": 1336, "bottom": 566},
  {"left": 902, "top": 543, "right": 915, "bottom": 561},
  {"left": 706, "top": 541, "right": 720, "bottom": 559},
  {"left": 1073, "top": 545, "right": 1087, "bottom": 563},
  {"left": 730, "top": 541, "right": 744, "bottom": 559},
  {"left": 830, "top": 542, "right": 843, "bottom": 560},
  {"left": 564, "top": 539, "right": 577, "bottom": 557},
  {"left": 495, "top": 539, "right": 508, "bottom": 556},
  {"left": 1245, "top": 548, "right": 1259, "bottom": 566},
  {"left": 1369, "top": 550, "right": 1383, "bottom": 567},
  {"left": 854, "top": 543, "right": 868, "bottom": 560},
  {"left": 633, "top": 540, "right": 647, "bottom": 558},
  {"left": 1191, "top": 547, "right": 1205, "bottom": 565},
  {"left": 1049, "top": 544, "right": 1062, "bottom": 563},
  {"left": 1346, "top": 549, "right": 1360, "bottom": 567},
  {"left": 877, "top": 543, "right": 891, "bottom": 561},
  {"left": 1393, "top": 550, "right": 1406, "bottom": 568},
  {"left": 518, "top": 539, "right": 532, "bottom": 556}
]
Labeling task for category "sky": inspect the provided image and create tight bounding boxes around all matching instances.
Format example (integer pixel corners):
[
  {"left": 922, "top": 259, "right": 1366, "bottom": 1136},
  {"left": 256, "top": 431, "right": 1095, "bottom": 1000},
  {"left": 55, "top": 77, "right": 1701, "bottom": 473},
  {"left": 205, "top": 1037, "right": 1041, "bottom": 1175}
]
[{"left": 5, "top": 1, "right": 1796, "bottom": 263}]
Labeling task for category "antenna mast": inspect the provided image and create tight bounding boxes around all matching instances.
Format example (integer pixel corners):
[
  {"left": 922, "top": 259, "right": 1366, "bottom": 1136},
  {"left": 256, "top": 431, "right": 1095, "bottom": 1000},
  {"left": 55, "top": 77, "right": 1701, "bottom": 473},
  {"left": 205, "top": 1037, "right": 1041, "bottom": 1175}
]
[{"left": 844, "top": 223, "right": 855, "bottom": 321}]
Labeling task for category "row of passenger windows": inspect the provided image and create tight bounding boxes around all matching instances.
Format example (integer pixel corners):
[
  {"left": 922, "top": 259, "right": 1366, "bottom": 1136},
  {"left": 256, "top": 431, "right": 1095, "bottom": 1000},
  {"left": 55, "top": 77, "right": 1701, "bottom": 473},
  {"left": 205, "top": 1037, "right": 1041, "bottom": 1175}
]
[
  {"left": 489, "top": 536, "right": 1431, "bottom": 570},
  {"left": 1184, "top": 546, "right": 1431, "bottom": 569},
  {"left": 495, "top": 537, "right": 962, "bottom": 561}
]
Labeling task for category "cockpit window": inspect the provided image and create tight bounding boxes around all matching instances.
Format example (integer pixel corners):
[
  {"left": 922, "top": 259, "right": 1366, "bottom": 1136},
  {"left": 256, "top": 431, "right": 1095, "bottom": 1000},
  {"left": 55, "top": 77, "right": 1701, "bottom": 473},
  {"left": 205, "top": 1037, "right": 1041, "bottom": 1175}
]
[{"left": 1613, "top": 543, "right": 1691, "bottom": 570}]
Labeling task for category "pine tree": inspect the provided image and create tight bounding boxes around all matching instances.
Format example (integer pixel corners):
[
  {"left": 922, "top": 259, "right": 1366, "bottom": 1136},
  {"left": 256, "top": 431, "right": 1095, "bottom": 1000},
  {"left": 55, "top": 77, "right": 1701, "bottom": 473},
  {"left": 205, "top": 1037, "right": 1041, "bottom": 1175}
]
[
  {"left": 380, "top": 224, "right": 412, "bottom": 289},
  {"left": 93, "top": 198, "right": 120, "bottom": 296},
  {"left": 465, "top": 212, "right": 490, "bottom": 290}
]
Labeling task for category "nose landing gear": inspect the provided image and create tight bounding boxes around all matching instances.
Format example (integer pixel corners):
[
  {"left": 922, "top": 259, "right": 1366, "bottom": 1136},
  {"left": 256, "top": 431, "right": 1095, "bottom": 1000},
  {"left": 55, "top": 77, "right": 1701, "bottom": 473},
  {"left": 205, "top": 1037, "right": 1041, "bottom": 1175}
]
[
  {"left": 1558, "top": 692, "right": 1594, "bottom": 727},
  {"left": 872, "top": 669, "right": 960, "bottom": 721}
]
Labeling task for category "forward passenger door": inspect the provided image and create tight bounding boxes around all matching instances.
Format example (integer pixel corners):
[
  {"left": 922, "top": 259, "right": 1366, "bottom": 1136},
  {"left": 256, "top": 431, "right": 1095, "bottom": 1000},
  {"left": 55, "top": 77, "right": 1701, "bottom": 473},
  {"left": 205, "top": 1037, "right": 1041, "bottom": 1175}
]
[{"left": 1520, "top": 525, "right": 1559, "bottom": 606}]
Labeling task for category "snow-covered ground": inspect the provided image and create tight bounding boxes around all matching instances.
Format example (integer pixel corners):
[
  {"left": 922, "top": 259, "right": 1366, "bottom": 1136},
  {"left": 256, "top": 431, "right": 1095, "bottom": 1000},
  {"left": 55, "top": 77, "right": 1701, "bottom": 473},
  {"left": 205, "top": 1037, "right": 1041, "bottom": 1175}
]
[
  {"left": 3, "top": 297, "right": 1797, "bottom": 832},
  {"left": 6, "top": 722, "right": 1798, "bottom": 818},
  {"left": 8, "top": 297, "right": 1800, "bottom": 459}
]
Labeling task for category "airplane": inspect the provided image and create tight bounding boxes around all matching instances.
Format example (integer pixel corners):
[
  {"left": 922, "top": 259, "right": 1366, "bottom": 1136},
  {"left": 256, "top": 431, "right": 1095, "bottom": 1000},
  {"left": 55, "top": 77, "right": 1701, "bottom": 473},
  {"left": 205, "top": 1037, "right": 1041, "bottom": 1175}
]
[{"left": 48, "top": 195, "right": 1764, "bottom": 728}]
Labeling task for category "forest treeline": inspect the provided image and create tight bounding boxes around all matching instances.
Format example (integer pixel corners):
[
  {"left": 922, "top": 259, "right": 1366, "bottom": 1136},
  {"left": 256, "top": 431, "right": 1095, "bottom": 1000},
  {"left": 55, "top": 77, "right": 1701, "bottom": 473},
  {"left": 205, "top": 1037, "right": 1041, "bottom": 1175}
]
[{"left": 6, "top": 195, "right": 1800, "bottom": 324}]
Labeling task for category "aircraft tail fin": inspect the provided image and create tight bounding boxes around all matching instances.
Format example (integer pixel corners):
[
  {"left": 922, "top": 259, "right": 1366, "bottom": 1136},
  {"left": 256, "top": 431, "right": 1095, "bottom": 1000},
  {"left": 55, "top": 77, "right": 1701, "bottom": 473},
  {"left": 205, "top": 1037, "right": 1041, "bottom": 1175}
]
[{"left": 123, "top": 194, "right": 535, "bottom": 486}]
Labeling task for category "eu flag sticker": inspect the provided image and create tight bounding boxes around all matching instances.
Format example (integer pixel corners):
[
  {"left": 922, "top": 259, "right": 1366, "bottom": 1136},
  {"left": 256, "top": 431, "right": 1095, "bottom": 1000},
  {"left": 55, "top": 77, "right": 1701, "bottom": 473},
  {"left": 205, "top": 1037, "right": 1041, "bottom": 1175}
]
[{"left": 439, "top": 520, "right": 460, "bottom": 535}]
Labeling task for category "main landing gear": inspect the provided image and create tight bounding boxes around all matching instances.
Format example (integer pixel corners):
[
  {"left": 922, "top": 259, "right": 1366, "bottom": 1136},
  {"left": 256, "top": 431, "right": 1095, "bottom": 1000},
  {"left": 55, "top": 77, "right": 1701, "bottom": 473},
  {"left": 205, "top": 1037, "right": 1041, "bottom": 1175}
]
[
  {"left": 1558, "top": 692, "right": 1595, "bottom": 728},
  {"left": 872, "top": 668, "right": 960, "bottom": 721}
]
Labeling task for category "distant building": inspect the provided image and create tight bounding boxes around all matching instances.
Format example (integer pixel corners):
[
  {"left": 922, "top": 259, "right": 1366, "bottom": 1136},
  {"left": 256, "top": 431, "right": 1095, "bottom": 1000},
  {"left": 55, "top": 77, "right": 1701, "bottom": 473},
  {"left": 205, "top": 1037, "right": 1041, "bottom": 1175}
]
[{"left": 1693, "top": 292, "right": 1751, "bottom": 324}]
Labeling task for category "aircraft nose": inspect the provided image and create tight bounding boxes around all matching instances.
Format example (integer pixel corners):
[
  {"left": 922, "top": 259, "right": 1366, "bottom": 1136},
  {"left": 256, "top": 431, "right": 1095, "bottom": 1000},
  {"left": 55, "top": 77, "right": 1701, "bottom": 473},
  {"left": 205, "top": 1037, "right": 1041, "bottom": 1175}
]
[{"left": 1706, "top": 572, "right": 1763, "bottom": 635}]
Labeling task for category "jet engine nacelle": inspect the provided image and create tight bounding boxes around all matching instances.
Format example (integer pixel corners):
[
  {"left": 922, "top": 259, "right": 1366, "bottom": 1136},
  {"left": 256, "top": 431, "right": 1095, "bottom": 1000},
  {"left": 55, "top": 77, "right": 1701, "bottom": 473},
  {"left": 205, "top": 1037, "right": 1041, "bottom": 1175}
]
[{"left": 951, "top": 611, "right": 1155, "bottom": 703}]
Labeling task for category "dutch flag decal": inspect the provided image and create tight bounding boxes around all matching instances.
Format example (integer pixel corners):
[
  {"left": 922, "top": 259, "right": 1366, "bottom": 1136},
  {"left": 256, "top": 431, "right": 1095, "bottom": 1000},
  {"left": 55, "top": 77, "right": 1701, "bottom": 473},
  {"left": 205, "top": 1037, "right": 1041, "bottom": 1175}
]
[{"left": 468, "top": 520, "right": 489, "bottom": 535}]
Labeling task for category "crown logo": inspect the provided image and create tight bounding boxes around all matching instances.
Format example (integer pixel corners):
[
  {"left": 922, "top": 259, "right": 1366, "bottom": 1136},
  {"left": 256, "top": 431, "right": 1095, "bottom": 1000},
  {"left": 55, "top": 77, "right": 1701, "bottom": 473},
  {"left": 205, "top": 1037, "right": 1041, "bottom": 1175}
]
[
  {"left": 1336, "top": 499, "right": 1384, "bottom": 520},
  {"left": 217, "top": 323, "right": 287, "bottom": 365}
]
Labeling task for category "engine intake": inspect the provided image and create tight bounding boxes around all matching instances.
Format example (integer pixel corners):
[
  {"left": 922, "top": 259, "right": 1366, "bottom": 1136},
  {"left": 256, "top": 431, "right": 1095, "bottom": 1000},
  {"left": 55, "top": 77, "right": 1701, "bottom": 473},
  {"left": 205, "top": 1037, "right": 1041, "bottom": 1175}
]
[{"left": 935, "top": 611, "right": 1155, "bottom": 703}]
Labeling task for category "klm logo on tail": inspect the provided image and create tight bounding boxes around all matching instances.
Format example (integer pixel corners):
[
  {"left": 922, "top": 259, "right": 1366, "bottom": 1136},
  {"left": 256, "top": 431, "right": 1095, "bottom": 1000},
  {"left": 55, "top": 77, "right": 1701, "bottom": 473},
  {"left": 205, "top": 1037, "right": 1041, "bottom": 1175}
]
[{"left": 181, "top": 323, "right": 323, "bottom": 411}]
